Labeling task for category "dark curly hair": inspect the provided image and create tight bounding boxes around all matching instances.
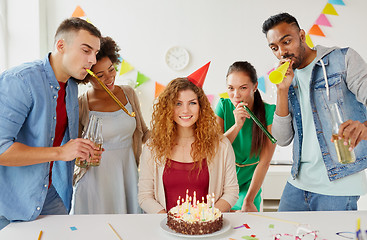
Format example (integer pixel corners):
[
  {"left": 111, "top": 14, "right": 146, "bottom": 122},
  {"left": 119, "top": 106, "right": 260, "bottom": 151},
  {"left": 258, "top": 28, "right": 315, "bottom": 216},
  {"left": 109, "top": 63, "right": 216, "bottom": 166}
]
[{"left": 79, "top": 36, "right": 121, "bottom": 84}]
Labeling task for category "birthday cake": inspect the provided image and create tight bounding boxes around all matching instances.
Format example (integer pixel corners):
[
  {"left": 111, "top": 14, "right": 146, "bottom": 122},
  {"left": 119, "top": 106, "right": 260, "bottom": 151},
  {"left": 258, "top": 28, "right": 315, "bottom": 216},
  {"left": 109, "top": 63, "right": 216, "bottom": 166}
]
[{"left": 166, "top": 195, "right": 223, "bottom": 235}]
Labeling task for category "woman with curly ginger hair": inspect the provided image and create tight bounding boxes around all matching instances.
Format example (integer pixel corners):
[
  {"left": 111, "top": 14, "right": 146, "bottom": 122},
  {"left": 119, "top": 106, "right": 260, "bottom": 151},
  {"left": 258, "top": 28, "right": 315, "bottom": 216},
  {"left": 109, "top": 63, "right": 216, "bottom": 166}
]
[
  {"left": 72, "top": 36, "right": 149, "bottom": 214},
  {"left": 138, "top": 78, "right": 239, "bottom": 213}
]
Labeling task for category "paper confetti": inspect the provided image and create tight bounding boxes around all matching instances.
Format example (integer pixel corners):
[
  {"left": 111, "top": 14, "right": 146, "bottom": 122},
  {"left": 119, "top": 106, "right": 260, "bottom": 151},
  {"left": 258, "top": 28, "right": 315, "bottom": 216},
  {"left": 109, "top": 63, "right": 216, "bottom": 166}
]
[
  {"left": 70, "top": 226, "right": 77, "bottom": 231},
  {"left": 233, "top": 225, "right": 245, "bottom": 229},
  {"left": 242, "top": 236, "right": 258, "bottom": 240},
  {"left": 234, "top": 224, "right": 251, "bottom": 229}
]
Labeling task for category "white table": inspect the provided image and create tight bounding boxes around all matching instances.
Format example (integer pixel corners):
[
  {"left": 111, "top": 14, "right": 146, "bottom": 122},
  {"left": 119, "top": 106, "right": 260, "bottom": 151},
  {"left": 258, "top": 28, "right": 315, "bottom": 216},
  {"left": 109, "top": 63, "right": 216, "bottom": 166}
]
[{"left": 1, "top": 211, "right": 366, "bottom": 239}]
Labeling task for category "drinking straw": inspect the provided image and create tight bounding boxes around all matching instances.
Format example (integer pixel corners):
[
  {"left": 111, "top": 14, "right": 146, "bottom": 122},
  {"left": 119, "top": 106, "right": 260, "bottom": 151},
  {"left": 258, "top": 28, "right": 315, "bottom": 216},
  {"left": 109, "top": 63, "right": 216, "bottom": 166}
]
[
  {"left": 243, "top": 105, "right": 277, "bottom": 144},
  {"left": 108, "top": 223, "right": 123, "bottom": 240},
  {"left": 86, "top": 69, "right": 136, "bottom": 118}
]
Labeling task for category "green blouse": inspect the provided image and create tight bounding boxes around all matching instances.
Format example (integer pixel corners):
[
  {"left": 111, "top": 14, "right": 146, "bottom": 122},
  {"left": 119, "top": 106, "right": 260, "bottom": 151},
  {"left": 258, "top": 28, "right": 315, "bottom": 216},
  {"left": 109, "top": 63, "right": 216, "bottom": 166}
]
[{"left": 215, "top": 98, "right": 275, "bottom": 210}]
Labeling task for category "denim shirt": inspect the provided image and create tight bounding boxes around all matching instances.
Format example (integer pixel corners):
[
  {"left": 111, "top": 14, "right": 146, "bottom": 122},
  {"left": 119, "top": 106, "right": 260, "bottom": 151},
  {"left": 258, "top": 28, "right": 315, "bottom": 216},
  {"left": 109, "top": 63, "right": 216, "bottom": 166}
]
[
  {"left": 0, "top": 54, "right": 78, "bottom": 221},
  {"left": 272, "top": 46, "right": 367, "bottom": 181}
]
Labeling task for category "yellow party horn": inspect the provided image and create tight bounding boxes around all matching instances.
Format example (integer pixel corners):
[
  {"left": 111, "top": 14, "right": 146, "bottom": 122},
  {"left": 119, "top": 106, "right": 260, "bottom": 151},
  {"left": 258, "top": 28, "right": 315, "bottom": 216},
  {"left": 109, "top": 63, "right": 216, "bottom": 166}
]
[{"left": 269, "top": 61, "right": 290, "bottom": 84}]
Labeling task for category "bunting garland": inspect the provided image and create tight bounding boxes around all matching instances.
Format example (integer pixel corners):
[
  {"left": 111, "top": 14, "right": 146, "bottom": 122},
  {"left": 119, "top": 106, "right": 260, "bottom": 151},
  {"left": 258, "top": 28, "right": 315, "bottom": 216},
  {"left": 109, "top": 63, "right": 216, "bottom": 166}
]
[{"left": 71, "top": 2, "right": 347, "bottom": 105}]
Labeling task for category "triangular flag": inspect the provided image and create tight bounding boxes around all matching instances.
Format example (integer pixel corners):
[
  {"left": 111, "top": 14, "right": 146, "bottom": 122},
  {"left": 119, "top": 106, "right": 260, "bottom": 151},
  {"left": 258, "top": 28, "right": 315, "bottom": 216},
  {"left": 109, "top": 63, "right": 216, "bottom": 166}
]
[
  {"left": 219, "top": 92, "right": 229, "bottom": 99},
  {"left": 206, "top": 94, "right": 214, "bottom": 104},
  {"left": 187, "top": 62, "right": 210, "bottom": 88},
  {"left": 315, "top": 14, "right": 332, "bottom": 27},
  {"left": 308, "top": 24, "right": 325, "bottom": 37},
  {"left": 322, "top": 3, "right": 339, "bottom": 15},
  {"left": 328, "top": 0, "right": 345, "bottom": 5},
  {"left": 305, "top": 34, "right": 314, "bottom": 48},
  {"left": 72, "top": 6, "right": 85, "bottom": 17},
  {"left": 119, "top": 60, "right": 134, "bottom": 76},
  {"left": 155, "top": 82, "right": 165, "bottom": 98},
  {"left": 136, "top": 72, "right": 149, "bottom": 87},
  {"left": 257, "top": 76, "right": 266, "bottom": 93}
]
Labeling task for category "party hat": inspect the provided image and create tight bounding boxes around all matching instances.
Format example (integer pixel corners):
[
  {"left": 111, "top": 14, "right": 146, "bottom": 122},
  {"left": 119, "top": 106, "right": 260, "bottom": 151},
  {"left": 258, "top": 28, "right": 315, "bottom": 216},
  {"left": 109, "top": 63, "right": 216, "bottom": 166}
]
[{"left": 187, "top": 62, "right": 210, "bottom": 88}]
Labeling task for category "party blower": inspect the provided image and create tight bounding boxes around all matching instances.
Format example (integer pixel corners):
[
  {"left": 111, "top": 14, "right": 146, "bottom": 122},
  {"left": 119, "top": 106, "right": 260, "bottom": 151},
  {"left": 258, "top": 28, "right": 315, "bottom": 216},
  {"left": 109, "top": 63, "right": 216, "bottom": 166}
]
[{"left": 269, "top": 61, "right": 290, "bottom": 84}]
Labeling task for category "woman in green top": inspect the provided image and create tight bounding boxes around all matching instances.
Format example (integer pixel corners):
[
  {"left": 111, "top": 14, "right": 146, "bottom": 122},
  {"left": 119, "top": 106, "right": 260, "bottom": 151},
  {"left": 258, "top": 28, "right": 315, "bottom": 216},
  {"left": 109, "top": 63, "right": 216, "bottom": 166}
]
[{"left": 215, "top": 61, "right": 276, "bottom": 212}]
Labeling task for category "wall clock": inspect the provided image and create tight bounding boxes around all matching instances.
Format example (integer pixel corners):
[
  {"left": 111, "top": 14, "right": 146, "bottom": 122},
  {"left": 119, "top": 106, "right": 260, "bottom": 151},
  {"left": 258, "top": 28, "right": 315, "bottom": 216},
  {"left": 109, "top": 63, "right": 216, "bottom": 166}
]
[{"left": 165, "top": 46, "right": 190, "bottom": 71}]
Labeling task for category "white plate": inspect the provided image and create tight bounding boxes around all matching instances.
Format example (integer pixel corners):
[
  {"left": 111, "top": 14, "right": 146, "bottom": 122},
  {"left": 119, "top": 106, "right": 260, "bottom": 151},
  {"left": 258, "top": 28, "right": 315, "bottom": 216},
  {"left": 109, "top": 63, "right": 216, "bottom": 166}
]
[{"left": 160, "top": 217, "right": 231, "bottom": 238}]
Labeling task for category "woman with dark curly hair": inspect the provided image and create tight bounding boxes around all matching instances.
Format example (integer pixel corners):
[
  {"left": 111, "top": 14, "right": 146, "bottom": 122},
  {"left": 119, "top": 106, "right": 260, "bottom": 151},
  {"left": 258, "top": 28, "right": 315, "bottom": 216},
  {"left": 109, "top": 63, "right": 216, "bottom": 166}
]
[
  {"left": 72, "top": 36, "right": 150, "bottom": 214},
  {"left": 138, "top": 76, "right": 239, "bottom": 213}
]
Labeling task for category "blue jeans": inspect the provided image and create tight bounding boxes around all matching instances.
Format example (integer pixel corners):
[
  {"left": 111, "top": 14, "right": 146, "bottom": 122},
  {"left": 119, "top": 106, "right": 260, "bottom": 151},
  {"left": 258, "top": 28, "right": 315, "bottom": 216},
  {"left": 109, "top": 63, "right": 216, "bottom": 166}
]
[
  {"left": 40, "top": 184, "right": 68, "bottom": 215},
  {"left": 278, "top": 182, "right": 359, "bottom": 211},
  {"left": 0, "top": 216, "right": 9, "bottom": 231},
  {"left": 0, "top": 184, "right": 67, "bottom": 231}
]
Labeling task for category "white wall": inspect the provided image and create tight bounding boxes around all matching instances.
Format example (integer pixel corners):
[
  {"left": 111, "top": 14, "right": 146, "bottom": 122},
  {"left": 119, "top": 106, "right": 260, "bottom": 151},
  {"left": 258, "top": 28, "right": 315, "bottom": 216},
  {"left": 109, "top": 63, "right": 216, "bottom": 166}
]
[
  {"left": 4, "top": 0, "right": 366, "bottom": 124},
  {"left": 4, "top": 0, "right": 367, "bottom": 208},
  {"left": 41, "top": 0, "right": 367, "bottom": 126},
  {"left": 2, "top": 0, "right": 43, "bottom": 67}
]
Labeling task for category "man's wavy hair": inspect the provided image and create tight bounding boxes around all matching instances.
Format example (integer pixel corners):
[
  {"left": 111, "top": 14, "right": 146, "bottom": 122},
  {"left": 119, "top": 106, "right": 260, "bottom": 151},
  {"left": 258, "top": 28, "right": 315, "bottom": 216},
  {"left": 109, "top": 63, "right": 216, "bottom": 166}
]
[{"left": 148, "top": 78, "right": 221, "bottom": 169}]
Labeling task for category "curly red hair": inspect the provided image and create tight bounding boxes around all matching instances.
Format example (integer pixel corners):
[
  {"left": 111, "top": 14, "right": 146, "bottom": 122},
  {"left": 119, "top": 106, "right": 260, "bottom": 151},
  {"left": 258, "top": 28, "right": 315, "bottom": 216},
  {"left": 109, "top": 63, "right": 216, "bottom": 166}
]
[{"left": 148, "top": 78, "right": 221, "bottom": 168}]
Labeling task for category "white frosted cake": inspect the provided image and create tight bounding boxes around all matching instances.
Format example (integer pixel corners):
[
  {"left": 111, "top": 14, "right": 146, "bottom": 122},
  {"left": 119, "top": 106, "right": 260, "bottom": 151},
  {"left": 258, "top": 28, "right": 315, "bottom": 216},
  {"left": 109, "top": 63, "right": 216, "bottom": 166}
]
[{"left": 166, "top": 198, "right": 223, "bottom": 235}]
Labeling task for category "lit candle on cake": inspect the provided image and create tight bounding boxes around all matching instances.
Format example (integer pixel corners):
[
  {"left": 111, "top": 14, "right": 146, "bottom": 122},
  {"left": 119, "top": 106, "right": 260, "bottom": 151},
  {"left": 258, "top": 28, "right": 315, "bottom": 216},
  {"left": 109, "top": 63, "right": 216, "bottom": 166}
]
[
  {"left": 206, "top": 194, "right": 210, "bottom": 211},
  {"left": 193, "top": 191, "right": 196, "bottom": 207},
  {"left": 177, "top": 196, "right": 181, "bottom": 214},
  {"left": 211, "top": 197, "right": 215, "bottom": 213}
]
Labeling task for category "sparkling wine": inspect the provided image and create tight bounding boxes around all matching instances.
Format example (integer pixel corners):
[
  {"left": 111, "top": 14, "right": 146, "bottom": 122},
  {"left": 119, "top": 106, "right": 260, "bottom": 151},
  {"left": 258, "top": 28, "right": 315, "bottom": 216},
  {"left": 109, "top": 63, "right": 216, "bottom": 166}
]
[
  {"left": 89, "top": 143, "right": 102, "bottom": 166},
  {"left": 332, "top": 134, "right": 356, "bottom": 164},
  {"left": 75, "top": 157, "right": 88, "bottom": 168}
]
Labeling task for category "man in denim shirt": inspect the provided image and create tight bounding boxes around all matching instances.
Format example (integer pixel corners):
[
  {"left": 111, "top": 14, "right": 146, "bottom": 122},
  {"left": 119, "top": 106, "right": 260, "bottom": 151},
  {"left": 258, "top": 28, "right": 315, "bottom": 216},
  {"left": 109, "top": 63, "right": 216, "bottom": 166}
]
[
  {"left": 263, "top": 13, "right": 367, "bottom": 211},
  {"left": 0, "top": 18, "right": 102, "bottom": 229}
]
